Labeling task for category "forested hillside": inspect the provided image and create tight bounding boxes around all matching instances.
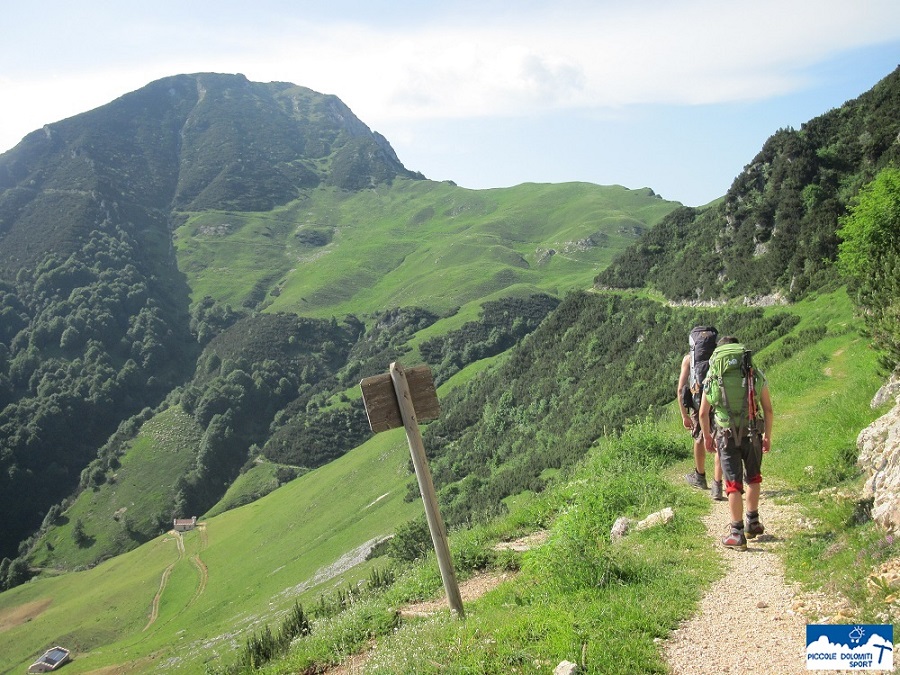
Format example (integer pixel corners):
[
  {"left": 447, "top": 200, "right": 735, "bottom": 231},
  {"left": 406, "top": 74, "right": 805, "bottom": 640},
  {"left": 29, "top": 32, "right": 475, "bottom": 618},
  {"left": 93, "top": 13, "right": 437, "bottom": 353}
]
[
  {"left": 595, "top": 66, "right": 900, "bottom": 301},
  {"left": 422, "top": 292, "right": 800, "bottom": 525},
  {"left": 0, "top": 72, "right": 422, "bottom": 561},
  {"left": 0, "top": 71, "right": 680, "bottom": 570}
]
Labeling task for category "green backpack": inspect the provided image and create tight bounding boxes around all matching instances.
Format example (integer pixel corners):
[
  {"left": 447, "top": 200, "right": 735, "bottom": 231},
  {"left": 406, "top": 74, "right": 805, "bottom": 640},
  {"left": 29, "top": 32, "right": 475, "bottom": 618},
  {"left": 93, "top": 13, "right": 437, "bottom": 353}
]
[{"left": 705, "top": 343, "right": 762, "bottom": 438}]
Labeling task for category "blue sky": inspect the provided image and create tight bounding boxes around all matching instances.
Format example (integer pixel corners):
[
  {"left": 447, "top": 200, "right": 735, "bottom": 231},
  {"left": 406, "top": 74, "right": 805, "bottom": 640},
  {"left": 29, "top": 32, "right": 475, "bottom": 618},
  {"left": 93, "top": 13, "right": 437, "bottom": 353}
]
[{"left": 1, "top": 1, "right": 898, "bottom": 206}]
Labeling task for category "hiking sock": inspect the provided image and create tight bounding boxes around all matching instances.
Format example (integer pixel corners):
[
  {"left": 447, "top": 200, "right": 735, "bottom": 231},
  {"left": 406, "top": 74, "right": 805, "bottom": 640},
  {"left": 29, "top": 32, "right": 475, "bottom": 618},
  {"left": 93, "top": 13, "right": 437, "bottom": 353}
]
[
  {"left": 731, "top": 521, "right": 744, "bottom": 532},
  {"left": 745, "top": 510, "right": 764, "bottom": 538}
]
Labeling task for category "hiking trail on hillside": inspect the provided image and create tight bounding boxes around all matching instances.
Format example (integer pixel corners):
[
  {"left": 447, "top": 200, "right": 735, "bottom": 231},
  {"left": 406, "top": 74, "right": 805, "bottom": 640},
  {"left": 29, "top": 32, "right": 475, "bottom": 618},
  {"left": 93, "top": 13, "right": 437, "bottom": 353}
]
[
  {"left": 321, "top": 486, "right": 852, "bottom": 675},
  {"left": 663, "top": 482, "right": 847, "bottom": 674}
]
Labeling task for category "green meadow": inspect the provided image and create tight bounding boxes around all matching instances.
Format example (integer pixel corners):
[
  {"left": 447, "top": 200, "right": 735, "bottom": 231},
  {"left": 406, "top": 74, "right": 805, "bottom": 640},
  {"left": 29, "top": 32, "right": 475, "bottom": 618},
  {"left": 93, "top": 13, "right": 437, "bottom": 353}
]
[
  {"left": 0, "top": 429, "right": 419, "bottom": 674},
  {"left": 174, "top": 180, "right": 678, "bottom": 318},
  {"left": 30, "top": 407, "right": 205, "bottom": 570}
]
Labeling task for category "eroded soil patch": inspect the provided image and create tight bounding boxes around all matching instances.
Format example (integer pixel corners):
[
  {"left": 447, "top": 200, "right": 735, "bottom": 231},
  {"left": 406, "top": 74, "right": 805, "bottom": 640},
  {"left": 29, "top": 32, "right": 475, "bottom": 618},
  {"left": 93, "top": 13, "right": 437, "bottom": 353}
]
[{"left": 0, "top": 597, "right": 53, "bottom": 633}]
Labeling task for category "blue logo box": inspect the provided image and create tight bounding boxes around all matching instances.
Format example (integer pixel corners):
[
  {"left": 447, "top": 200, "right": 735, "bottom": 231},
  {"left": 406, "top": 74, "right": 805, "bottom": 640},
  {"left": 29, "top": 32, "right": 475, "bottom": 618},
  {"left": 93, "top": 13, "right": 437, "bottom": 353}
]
[{"left": 807, "top": 624, "right": 893, "bottom": 670}]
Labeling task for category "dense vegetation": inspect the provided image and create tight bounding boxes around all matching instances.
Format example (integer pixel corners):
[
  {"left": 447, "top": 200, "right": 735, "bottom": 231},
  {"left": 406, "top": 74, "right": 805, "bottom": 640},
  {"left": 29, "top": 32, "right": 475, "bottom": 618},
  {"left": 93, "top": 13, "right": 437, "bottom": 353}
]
[
  {"left": 7, "top": 295, "right": 559, "bottom": 572},
  {"left": 0, "top": 216, "right": 195, "bottom": 561},
  {"left": 596, "top": 66, "right": 900, "bottom": 301},
  {"left": 418, "top": 294, "right": 560, "bottom": 384},
  {"left": 422, "top": 292, "right": 799, "bottom": 526},
  {"left": 837, "top": 166, "right": 900, "bottom": 370}
]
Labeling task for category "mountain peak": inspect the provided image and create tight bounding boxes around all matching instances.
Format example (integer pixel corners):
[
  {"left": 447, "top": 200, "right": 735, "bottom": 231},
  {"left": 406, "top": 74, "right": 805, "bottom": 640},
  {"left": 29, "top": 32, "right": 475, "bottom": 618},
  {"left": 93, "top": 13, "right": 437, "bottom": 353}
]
[{"left": 2, "top": 72, "right": 421, "bottom": 214}]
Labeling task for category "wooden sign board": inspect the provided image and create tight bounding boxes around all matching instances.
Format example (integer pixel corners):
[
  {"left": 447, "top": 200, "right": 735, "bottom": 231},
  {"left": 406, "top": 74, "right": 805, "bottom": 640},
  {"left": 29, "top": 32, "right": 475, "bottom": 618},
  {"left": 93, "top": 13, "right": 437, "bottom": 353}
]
[{"left": 360, "top": 365, "right": 440, "bottom": 433}]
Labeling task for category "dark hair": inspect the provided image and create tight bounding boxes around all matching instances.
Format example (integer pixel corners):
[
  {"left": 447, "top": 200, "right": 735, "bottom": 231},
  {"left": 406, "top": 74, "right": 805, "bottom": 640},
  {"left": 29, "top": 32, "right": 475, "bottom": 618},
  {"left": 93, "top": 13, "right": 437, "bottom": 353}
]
[{"left": 717, "top": 336, "right": 739, "bottom": 345}]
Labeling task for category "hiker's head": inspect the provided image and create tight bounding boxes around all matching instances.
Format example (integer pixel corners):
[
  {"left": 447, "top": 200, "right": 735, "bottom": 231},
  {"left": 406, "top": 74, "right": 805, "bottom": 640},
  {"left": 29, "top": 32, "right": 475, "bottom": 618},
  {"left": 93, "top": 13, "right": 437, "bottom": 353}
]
[{"left": 718, "top": 336, "right": 739, "bottom": 345}]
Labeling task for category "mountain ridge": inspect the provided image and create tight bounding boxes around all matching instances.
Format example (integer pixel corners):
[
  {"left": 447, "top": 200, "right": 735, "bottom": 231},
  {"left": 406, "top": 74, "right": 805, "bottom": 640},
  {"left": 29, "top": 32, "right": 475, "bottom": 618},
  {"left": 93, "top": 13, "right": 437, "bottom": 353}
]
[
  {"left": 0, "top": 74, "right": 677, "bottom": 563},
  {"left": 595, "top": 65, "right": 900, "bottom": 302}
]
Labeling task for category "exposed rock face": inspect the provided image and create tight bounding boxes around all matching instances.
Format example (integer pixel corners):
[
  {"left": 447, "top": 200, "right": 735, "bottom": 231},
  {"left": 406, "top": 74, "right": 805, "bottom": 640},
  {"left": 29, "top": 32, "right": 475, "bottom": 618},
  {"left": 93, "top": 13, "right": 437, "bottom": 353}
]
[
  {"left": 871, "top": 371, "right": 900, "bottom": 409},
  {"left": 858, "top": 374, "right": 900, "bottom": 531}
]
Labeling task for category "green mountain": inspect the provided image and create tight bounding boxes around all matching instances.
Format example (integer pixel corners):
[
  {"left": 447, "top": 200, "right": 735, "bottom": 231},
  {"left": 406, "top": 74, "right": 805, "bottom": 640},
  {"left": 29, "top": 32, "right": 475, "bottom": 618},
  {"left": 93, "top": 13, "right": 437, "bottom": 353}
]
[
  {"left": 0, "top": 73, "right": 678, "bottom": 564},
  {"left": 0, "top": 66, "right": 898, "bottom": 674},
  {"left": 0, "top": 72, "right": 420, "bottom": 561},
  {"left": 595, "top": 66, "right": 900, "bottom": 301}
]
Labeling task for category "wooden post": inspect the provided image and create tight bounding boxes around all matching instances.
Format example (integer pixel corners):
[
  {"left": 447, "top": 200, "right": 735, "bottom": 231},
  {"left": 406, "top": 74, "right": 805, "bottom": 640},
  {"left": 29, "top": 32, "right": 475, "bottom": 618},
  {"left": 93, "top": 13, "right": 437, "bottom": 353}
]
[{"left": 387, "top": 362, "right": 464, "bottom": 618}]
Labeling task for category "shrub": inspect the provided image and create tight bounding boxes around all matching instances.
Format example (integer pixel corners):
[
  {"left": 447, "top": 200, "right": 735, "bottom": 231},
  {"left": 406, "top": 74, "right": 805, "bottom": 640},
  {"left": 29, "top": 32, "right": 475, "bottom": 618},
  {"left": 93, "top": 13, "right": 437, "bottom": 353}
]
[
  {"left": 388, "top": 517, "right": 432, "bottom": 563},
  {"left": 837, "top": 167, "right": 900, "bottom": 370}
]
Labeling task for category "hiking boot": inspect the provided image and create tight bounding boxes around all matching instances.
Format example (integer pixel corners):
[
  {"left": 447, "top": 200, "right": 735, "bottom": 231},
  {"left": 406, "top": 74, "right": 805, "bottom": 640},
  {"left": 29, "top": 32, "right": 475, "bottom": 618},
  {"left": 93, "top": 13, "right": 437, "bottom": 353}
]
[
  {"left": 722, "top": 526, "right": 747, "bottom": 551},
  {"left": 711, "top": 480, "right": 725, "bottom": 501},
  {"left": 746, "top": 517, "right": 765, "bottom": 539},
  {"left": 685, "top": 470, "right": 708, "bottom": 490}
]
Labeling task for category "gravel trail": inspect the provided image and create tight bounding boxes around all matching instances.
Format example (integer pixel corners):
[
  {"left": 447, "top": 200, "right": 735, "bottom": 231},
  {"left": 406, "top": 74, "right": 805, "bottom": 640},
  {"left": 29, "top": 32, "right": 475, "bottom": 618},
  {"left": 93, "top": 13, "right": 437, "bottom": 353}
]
[{"left": 663, "top": 484, "right": 845, "bottom": 674}]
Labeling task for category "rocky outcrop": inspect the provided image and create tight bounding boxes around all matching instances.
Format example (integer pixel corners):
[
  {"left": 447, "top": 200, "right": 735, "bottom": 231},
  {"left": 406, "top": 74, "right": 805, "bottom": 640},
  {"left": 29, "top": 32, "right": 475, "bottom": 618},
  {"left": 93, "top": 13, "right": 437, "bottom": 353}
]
[
  {"left": 858, "top": 372, "right": 900, "bottom": 531},
  {"left": 871, "top": 371, "right": 900, "bottom": 409},
  {"left": 610, "top": 507, "right": 675, "bottom": 542}
]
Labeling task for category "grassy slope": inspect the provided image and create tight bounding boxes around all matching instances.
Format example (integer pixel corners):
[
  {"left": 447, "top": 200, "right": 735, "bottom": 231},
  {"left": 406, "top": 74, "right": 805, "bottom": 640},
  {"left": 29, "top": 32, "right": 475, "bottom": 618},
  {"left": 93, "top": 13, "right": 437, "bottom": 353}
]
[
  {"left": 23, "top": 180, "right": 673, "bottom": 572},
  {"left": 204, "top": 461, "right": 307, "bottom": 519},
  {"left": 0, "top": 429, "right": 419, "bottom": 674},
  {"left": 30, "top": 407, "right": 205, "bottom": 570},
  {"left": 45, "top": 178, "right": 672, "bottom": 567},
  {"left": 258, "top": 289, "right": 891, "bottom": 674},
  {"left": 174, "top": 180, "right": 678, "bottom": 318}
]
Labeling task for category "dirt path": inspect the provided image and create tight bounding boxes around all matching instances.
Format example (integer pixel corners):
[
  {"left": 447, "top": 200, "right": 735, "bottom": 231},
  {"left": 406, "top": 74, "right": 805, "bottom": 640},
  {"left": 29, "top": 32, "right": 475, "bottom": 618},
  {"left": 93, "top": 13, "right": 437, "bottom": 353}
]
[
  {"left": 144, "top": 559, "right": 176, "bottom": 630},
  {"left": 326, "top": 497, "right": 848, "bottom": 675},
  {"left": 325, "top": 552, "right": 530, "bottom": 674},
  {"left": 275, "top": 491, "right": 852, "bottom": 675},
  {"left": 187, "top": 524, "right": 209, "bottom": 608},
  {"left": 663, "top": 483, "right": 846, "bottom": 674},
  {"left": 144, "top": 532, "right": 185, "bottom": 630}
]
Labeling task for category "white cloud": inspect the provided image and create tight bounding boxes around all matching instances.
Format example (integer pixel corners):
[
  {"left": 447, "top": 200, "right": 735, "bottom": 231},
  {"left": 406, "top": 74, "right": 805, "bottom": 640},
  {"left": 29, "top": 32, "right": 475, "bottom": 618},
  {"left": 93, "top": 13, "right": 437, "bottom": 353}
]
[
  {"left": 241, "top": 0, "right": 900, "bottom": 122},
  {"left": 1, "top": 0, "right": 899, "bottom": 153}
]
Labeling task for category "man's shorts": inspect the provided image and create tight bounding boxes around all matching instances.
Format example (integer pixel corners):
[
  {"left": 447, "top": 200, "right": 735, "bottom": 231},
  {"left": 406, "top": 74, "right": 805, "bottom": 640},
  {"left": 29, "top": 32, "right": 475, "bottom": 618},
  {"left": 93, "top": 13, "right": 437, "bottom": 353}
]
[
  {"left": 716, "top": 429, "right": 763, "bottom": 494},
  {"left": 689, "top": 408, "right": 714, "bottom": 440}
]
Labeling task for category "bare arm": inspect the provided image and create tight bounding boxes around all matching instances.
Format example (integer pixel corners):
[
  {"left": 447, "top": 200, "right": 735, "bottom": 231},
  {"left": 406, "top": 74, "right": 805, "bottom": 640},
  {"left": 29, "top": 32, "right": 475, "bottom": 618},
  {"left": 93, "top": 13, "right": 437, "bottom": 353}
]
[
  {"left": 699, "top": 392, "right": 715, "bottom": 452},
  {"left": 677, "top": 354, "right": 691, "bottom": 428}
]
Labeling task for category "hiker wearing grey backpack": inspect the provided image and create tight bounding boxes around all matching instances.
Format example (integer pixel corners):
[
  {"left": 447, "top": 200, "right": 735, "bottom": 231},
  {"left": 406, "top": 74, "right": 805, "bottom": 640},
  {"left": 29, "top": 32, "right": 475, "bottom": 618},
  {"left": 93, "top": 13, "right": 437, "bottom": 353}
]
[
  {"left": 698, "top": 336, "right": 773, "bottom": 551},
  {"left": 678, "top": 326, "right": 724, "bottom": 500}
]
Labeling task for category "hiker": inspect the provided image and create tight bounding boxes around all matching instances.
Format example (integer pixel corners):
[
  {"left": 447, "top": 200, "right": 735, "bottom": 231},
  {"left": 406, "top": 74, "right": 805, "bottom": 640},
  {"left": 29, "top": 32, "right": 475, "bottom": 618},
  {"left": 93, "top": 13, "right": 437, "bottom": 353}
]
[
  {"left": 699, "top": 336, "right": 773, "bottom": 551},
  {"left": 678, "top": 326, "right": 724, "bottom": 500}
]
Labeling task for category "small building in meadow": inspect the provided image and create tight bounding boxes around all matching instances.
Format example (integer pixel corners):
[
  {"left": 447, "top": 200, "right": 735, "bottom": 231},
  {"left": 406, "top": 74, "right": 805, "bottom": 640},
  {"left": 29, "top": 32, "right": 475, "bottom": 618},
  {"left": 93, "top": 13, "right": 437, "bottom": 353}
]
[
  {"left": 173, "top": 516, "right": 197, "bottom": 532},
  {"left": 28, "top": 645, "right": 70, "bottom": 673}
]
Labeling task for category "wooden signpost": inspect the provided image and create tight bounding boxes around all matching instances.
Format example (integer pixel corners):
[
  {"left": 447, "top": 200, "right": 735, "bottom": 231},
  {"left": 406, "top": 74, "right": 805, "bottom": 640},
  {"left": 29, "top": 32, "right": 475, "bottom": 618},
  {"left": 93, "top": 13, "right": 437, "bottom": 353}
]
[{"left": 359, "top": 362, "right": 464, "bottom": 618}]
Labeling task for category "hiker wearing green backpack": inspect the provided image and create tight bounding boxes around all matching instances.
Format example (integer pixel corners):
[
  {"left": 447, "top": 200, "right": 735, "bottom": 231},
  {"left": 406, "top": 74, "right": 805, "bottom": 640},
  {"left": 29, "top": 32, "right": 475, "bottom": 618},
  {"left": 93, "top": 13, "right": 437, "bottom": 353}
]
[{"left": 698, "top": 337, "right": 773, "bottom": 551}]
